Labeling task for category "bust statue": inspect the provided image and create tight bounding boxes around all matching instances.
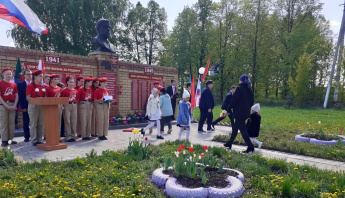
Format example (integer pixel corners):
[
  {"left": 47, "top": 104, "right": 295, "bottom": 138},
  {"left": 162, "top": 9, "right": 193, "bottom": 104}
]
[{"left": 91, "top": 19, "right": 116, "bottom": 53}]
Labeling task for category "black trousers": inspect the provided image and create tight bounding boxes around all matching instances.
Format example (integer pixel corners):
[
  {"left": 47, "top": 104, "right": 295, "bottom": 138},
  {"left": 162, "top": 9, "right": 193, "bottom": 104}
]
[
  {"left": 22, "top": 112, "right": 30, "bottom": 139},
  {"left": 60, "top": 114, "right": 65, "bottom": 137},
  {"left": 198, "top": 110, "right": 213, "bottom": 131},
  {"left": 212, "top": 115, "right": 234, "bottom": 128},
  {"left": 171, "top": 98, "right": 176, "bottom": 119},
  {"left": 160, "top": 116, "right": 172, "bottom": 131},
  {"left": 227, "top": 118, "right": 254, "bottom": 149}
]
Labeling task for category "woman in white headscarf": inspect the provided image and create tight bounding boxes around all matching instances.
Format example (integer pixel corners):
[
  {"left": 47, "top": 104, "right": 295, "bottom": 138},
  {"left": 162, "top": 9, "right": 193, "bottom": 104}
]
[{"left": 141, "top": 88, "right": 164, "bottom": 139}]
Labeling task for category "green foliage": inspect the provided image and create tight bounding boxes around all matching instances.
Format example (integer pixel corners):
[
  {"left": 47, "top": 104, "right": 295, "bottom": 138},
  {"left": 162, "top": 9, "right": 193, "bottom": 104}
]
[
  {"left": 0, "top": 148, "right": 16, "bottom": 167},
  {"left": 127, "top": 138, "right": 151, "bottom": 160},
  {"left": 163, "top": 157, "right": 172, "bottom": 170}
]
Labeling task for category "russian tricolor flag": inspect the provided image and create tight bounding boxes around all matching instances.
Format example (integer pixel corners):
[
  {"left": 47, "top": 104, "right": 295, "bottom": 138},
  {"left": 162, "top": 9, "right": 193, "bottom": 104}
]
[{"left": 0, "top": 0, "right": 47, "bottom": 34}]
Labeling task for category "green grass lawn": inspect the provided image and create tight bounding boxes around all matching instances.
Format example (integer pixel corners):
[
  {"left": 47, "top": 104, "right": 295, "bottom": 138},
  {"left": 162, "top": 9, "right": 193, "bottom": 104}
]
[
  {"left": 1, "top": 141, "right": 345, "bottom": 198},
  {"left": 193, "top": 106, "right": 345, "bottom": 161}
]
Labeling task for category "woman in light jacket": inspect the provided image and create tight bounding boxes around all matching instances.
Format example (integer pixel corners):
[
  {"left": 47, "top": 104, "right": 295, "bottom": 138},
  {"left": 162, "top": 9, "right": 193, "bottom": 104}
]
[
  {"left": 141, "top": 88, "right": 163, "bottom": 139},
  {"left": 159, "top": 88, "right": 173, "bottom": 134}
]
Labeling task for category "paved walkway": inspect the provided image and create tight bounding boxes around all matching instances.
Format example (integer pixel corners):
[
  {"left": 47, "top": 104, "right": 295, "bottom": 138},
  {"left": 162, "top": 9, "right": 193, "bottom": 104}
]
[{"left": 9, "top": 123, "right": 345, "bottom": 172}]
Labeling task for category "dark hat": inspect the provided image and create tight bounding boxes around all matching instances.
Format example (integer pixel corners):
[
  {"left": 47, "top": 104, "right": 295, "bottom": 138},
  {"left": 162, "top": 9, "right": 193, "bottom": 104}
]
[{"left": 239, "top": 75, "right": 251, "bottom": 84}]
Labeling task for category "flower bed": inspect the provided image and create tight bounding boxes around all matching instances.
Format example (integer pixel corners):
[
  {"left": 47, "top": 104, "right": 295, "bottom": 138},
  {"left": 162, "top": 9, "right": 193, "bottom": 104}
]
[
  {"left": 295, "top": 133, "right": 345, "bottom": 145},
  {"left": 109, "top": 112, "right": 146, "bottom": 126},
  {"left": 152, "top": 145, "right": 245, "bottom": 198}
]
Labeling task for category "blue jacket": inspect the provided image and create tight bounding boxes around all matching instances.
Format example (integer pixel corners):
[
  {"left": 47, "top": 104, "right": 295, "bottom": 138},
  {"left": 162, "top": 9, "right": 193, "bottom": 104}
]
[
  {"left": 18, "top": 81, "right": 28, "bottom": 109},
  {"left": 177, "top": 100, "right": 192, "bottom": 126},
  {"left": 159, "top": 94, "right": 173, "bottom": 117},
  {"left": 199, "top": 87, "right": 214, "bottom": 111}
]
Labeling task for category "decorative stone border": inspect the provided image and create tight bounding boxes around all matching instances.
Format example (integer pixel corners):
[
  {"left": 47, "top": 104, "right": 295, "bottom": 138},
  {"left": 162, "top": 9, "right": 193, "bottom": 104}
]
[
  {"left": 152, "top": 167, "right": 245, "bottom": 198},
  {"left": 295, "top": 134, "right": 345, "bottom": 145}
]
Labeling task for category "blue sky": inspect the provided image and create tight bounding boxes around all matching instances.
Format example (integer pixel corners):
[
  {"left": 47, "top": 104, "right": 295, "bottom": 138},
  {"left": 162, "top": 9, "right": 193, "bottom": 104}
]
[{"left": 0, "top": 0, "right": 342, "bottom": 47}]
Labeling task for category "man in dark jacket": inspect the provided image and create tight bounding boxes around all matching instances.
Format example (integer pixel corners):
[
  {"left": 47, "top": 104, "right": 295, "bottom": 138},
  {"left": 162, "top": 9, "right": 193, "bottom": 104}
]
[
  {"left": 17, "top": 70, "right": 32, "bottom": 142},
  {"left": 224, "top": 75, "right": 255, "bottom": 153},
  {"left": 198, "top": 80, "right": 215, "bottom": 133},
  {"left": 211, "top": 85, "right": 236, "bottom": 129},
  {"left": 167, "top": 79, "right": 179, "bottom": 120}
]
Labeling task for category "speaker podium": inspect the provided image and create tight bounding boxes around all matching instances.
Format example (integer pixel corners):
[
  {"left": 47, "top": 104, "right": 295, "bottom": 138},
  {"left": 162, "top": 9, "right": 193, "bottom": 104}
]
[{"left": 29, "top": 97, "right": 69, "bottom": 151}]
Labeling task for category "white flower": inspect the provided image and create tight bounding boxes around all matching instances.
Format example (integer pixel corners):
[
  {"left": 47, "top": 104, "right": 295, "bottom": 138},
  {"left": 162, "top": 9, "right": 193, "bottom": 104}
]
[
  {"left": 183, "top": 150, "right": 186, "bottom": 155},
  {"left": 306, "top": 122, "right": 309, "bottom": 125},
  {"left": 189, "top": 156, "right": 192, "bottom": 161},
  {"left": 198, "top": 156, "right": 201, "bottom": 160},
  {"left": 35, "top": 88, "right": 39, "bottom": 92},
  {"left": 174, "top": 151, "right": 179, "bottom": 157},
  {"left": 42, "top": 88, "right": 46, "bottom": 92},
  {"left": 190, "top": 144, "right": 193, "bottom": 148},
  {"left": 318, "top": 121, "right": 321, "bottom": 124},
  {"left": 7, "top": 146, "right": 10, "bottom": 150},
  {"left": 206, "top": 149, "right": 208, "bottom": 153},
  {"left": 8, "top": 140, "right": 12, "bottom": 145}
]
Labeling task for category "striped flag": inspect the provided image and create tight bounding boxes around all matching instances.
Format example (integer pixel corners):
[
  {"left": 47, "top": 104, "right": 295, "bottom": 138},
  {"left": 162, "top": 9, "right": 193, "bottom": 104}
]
[
  {"left": 37, "top": 59, "right": 45, "bottom": 84},
  {"left": 195, "top": 75, "right": 201, "bottom": 107},
  {"left": 201, "top": 52, "right": 212, "bottom": 82}
]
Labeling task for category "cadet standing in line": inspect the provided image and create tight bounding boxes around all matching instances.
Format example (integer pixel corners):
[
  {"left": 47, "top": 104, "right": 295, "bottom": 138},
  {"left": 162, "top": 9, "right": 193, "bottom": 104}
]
[
  {"left": 78, "top": 77, "right": 93, "bottom": 140},
  {"left": 91, "top": 78, "right": 99, "bottom": 137},
  {"left": 76, "top": 76, "right": 84, "bottom": 138},
  {"left": 94, "top": 78, "right": 110, "bottom": 140},
  {"left": 0, "top": 67, "right": 19, "bottom": 147}
]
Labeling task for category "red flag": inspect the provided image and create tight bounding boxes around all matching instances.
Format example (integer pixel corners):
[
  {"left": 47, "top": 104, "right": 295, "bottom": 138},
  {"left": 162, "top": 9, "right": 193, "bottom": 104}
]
[
  {"left": 191, "top": 75, "right": 196, "bottom": 109},
  {"left": 201, "top": 52, "right": 212, "bottom": 82}
]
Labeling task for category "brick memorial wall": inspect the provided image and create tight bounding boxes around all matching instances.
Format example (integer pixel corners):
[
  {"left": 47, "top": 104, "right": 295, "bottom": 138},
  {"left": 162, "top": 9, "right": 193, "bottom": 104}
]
[{"left": 0, "top": 46, "right": 178, "bottom": 127}]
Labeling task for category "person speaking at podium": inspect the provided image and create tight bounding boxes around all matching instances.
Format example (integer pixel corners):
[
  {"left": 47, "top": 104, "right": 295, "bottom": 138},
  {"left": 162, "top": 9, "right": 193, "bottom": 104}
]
[{"left": 26, "top": 70, "right": 45, "bottom": 146}]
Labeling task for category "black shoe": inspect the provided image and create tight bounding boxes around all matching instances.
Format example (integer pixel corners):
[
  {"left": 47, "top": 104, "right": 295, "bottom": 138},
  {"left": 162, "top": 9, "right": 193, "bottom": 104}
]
[
  {"left": 207, "top": 128, "right": 215, "bottom": 132},
  {"left": 82, "top": 137, "right": 91, "bottom": 140},
  {"left": 33, "top": 142, "right": 43, "bottom": 146},
  {"left": 224, "top": 142, "right": 232, "bottom": 149},
  {"left": 198, "top": 130, "right": 206, "bottom": 133},
  {"left": 1, "top": 141, "right": 9, "bottom": 147},
  {"left": 91, "top": 134, "right": 96, "bottom": 137},
  {"left": 24, "top": 138, "right": 30, "bottom": 142},
  {"left": 66, "top": 139, "right": 74, "bottom": 142},
  {"left": 61, "top": 134, "right": 66, "bottom": 137},
  {"left": 141, "top": 128, "right": 145, "bottom": 136},
  {"left": 11, "top": 141, "right": 17, "bottom": 145},
  {"left": 157, "top": 135, "right": 164, "bottom": 140},
  {"left": 211, "top": 123, "right": 215, "bottom": 129},
  {"left": 77, "top": 135, "right": 82, "bottom": 138},
  {"left": 242, "top": 148, "right": 255, "bottom": 153},
  {"left": 98, "top": 136, "right": 107, "bottom": 140}
]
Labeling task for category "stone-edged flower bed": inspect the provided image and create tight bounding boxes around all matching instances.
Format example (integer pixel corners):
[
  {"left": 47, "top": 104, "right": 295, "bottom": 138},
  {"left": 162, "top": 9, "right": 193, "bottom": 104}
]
[
  {"left": 151, "top": 145, "right": 245, "bottom": 198},
  {"left": 295, "top": 133, "right": 345, "bottom": 145}
]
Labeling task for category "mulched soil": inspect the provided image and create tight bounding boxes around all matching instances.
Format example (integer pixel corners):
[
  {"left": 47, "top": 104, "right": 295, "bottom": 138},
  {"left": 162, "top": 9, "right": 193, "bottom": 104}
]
[
  {"left": 301, "top": 133, "right": 343, "bottom": 141},
  {"left": 163, "top": 167, "right": 239, "bottom": 188}
]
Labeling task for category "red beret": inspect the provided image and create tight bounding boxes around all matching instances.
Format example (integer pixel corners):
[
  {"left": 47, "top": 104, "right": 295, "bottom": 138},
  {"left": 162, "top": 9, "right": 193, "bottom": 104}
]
[
  {"left": 49, "top": 74, "right": 60, "bottom": 78},
  {"left": 85, "top": 77, "right": 92, "bottom": 81},
  {"left": 1, "top": 67, "right": 13, "bottom": 73},
  {"left": 92, "top": 78, "right": 99, "bottom": 82},
  {"left": 65, "top": 76, "right": 74, "bottom": 83},
  {"left": 76, "top": 76, "right": 84, "bottom": 80},
  {"left": 157, "top": 85, "right": 163, "bottom": 90},
  {"left": 153, "top": 81, "right": 159, "bottom": 85},
  {"left": 99, "top": 78, "right": 107, "bottom": 82},
  {"left": 32, "top": 70, "right": 43, "bottom": 75}
]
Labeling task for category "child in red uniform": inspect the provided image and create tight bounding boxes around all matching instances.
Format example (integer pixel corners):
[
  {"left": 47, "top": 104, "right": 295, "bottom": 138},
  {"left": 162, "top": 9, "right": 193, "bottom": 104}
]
[
  {"left": 0, "top": 68, "right": 19, "bottom": 147},
  {"left": 26, "top": 70, "right": 45, "bottom": 146},
  {"left": 94, "top": 78, "right": 110, "bottom": 140},
  {"left": 61, "top": 76, "right": 79, "bottom": 142},
  {"left": 76, "top": 76, "right": 84, "bottom": 138},
  {"left": 91, "top": 78, "right": 99, "bottom": 137},
  {"left": 78, "top": 77, "right": 93, "bottom": 140}
]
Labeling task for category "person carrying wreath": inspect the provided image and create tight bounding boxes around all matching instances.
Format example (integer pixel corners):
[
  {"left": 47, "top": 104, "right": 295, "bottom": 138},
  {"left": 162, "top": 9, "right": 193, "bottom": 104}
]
[
  {"left": 94, "top": 78, "right": 111, "bottom": 140},
  {"left": 26, "top": 70, "right": 45, "bottom": 146},
  {"left": 61, "top": 76, "right": 79, "bottom": 142},
  {"left": 0, "top": 68, "right": 19, "bottom": 147},
  {"left": 78, "top": 77, "right": 93, "bottom": 140}
]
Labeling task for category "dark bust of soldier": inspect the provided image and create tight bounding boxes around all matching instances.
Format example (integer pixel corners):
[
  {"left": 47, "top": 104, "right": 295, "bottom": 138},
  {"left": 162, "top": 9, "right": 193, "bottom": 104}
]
[{"left": 91, "top": 19, "right": 116, "bottom": 53}]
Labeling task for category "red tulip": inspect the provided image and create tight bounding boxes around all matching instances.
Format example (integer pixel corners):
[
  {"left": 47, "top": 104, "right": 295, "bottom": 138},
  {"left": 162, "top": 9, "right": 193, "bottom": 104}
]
[
  {"left": 148, "top": 143, "right": 151, "bottom": 146},
  {"left": 136, "top": 141, "right": 139, "bottom": 143},
  {"left": 341, "top": 129, "right": 344, "bottom": 133},
  {"left": 177, "top": 148, "right": 182, "bottom": 152},
  {"left": 180, "top": 145, "right": 185, "bottom": 149},
  {"left": 201, "top": 153, "right": 205, "bottom": 157},
  {"left": 145, "top": 137, "right": 148, "bottom": 141},
  {"left": 203, "top": 145, "right": 208, "bottom": 150},
  {"left": 189, "top": 147, "right": 194, "bottom": 153}
]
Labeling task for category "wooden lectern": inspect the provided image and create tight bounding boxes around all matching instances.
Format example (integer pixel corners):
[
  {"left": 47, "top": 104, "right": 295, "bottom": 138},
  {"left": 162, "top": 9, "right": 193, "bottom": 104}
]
[{"left": 29, "top": 97, "right": 69, "bottom": 151}]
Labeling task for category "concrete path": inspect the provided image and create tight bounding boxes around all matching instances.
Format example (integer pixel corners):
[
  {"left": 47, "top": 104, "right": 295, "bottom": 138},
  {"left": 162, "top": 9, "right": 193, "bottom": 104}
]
[{"left": 9, "top": 123, "right": 345, "bottom": 172}]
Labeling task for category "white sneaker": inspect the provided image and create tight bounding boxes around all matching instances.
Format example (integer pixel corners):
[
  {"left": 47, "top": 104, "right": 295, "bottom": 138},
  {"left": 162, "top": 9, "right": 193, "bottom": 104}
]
[{"left": 258, "top": 142, "right": 263, "bottom": 149}]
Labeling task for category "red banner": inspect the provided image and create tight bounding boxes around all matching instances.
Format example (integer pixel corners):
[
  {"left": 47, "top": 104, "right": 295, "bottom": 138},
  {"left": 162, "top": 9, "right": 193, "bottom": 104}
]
[{"left": 24, "top": 62, "right": 82, "bottom": 74}]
